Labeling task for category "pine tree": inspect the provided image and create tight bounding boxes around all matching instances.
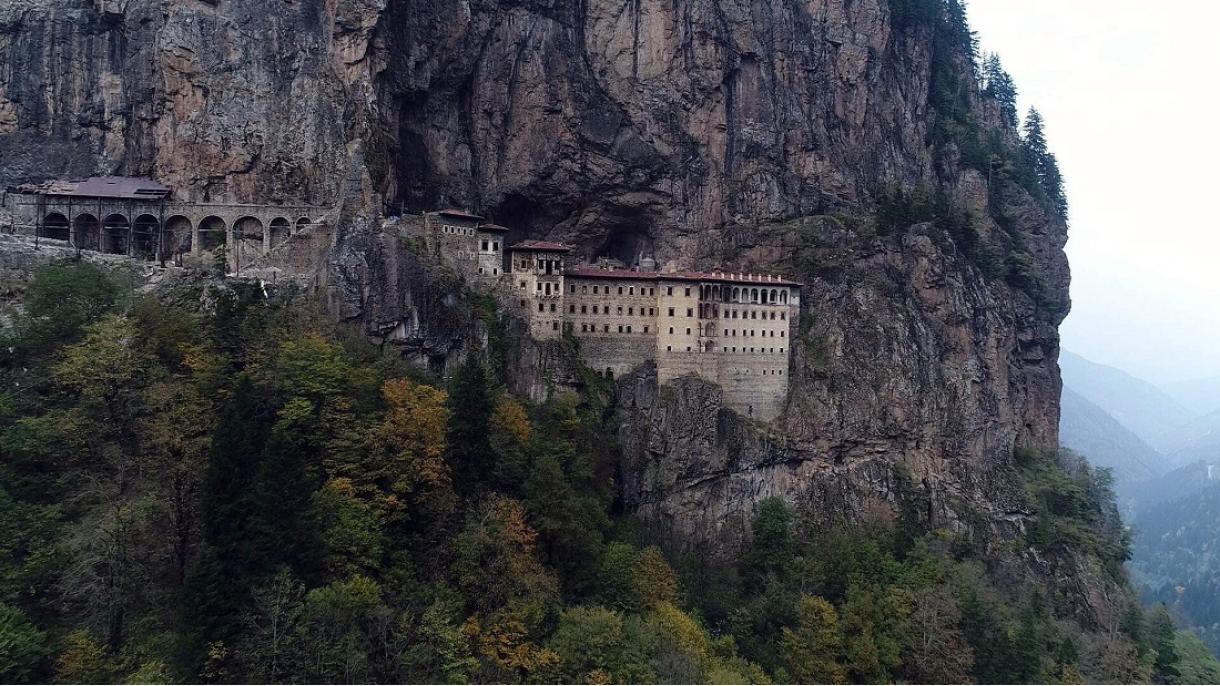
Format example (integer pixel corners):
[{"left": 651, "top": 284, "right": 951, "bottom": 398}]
[
  {"left": 982, "top": 53, "right": 1019, "bottom": 127},
  {"left": 1149, "top": 605, "right": 1181, "bottom": 681},
  {"left": 1022, "top": 107, "right": 1069, "bottom": 218},
  {"left": 445, "top": 353, "right": 495, "bottom": 498}
]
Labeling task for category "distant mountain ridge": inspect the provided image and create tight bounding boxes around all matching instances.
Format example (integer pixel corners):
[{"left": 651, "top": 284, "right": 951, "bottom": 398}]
[
  {"left": 1060, "top": 351, "right": 1197, "bottom": 460},
  {"left": 1059, "top": 387, "right": 1164, "bottom": 490},
  {"left": 1164, "top": 376, "right": 1220, "bottom": 417}
]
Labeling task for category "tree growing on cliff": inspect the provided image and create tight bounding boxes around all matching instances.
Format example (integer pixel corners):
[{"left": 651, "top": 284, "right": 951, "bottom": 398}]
[
  {"left": 446, "top": 354, "right": 495, "bottom": 498},
  {"left": 1022, "top": 107, "right": 1069, "bottom": 218},
  {"left": 982, "top": 53, "right": 1020, "bottom": 127}
]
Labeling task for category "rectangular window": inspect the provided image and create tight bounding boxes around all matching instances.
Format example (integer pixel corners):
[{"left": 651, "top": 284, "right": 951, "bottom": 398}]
[
  {"left": 617, "top": 306, "right": 623, "bottom": 315},
  {"left": 570, "top": 284, "right": 576, "bottom": 293},
  {"left": 649, "top": 288, "right": 655, "bottom": 296},
  {"left": 686, "top": 308, "right": 693, "bottom": 317},
  {"left": 593, "top": 305, "right": 599, "bottom": 314},
  {"left": 604, "top": 325, "right": 610, "bottom": 333},
  {"left": 552, "top": 322, "right": 559, "bottom": 331},
  {"left": 618, "top": 286, "right": 623, "bottom": 295},
  {"left": 593, "top": 285, "right": 599, "bottom": 294},
  {"left": 644, "top": 326, "right": 650, "bottom": 333},
  {"left": 629, "top": 286, "right": 635, "bottom": 295},
  {"left": 481, "top": 240, "right": 488, "bottom": 250},
  {"left": 668, "top": 308, "right": 675, "bottom": 317},
  {"left": 666, "top": 287, "right": 673, "bottom": 296},
  {"left": 569, "top": 305, "right": 575, "bottom": 313},
  {"left": 582, "top": 285, "right": 588, "bottom": 293},
  {"left": 537, "top": 283, "right": 542, "bottom": 291},
  {"left": 618, "top": 325, "right": 623, "bottom": 333},
  {"left": 581, "top": 305, "right": 587, "bottom": 314},
  {"left": 626, "top": 325, "right": 632, "bottom": 333},
  {"left": 628, "top": 307, "right": 634, "bottom": 315},
  {"left": 669, "top": 327, "right": 674, "bottom": 334},
  {"left": 686, "top": 346, "right": 691, "bottom": 352},
  {"left": 666, "top": 345, "right": 672, "bottom": 351},
  {"left": 685, "top": 288, "right": 691, "bottom": 297},
  {"left": 538, "top": 303, "right": 544, "bottom": 312},
  {"left": 686, "top": 328, "right": 691, "bottom": 335},
  {"left": 550, "top": 304, "right": 556, "bottom": 312}
]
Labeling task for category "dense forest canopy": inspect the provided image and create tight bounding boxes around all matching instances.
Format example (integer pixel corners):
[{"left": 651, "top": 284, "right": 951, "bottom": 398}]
[{"left": 0, "top": 261, "right": 1215, "bottom": 684}]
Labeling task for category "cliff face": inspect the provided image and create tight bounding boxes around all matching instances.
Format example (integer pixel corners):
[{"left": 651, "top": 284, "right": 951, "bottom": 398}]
[{"left": 0, "top": 0, "right": 1076, "bottom": 614}]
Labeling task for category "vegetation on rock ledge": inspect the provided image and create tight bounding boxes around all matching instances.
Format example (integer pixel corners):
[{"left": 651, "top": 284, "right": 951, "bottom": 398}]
[{"left": 0, "top": 262, "right": 1215, "bottom": 683}]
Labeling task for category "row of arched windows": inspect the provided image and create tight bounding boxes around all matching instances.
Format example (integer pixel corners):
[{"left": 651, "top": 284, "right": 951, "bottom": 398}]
[{"left": 37, "top": 211, "right": 310, "bottom": 258}]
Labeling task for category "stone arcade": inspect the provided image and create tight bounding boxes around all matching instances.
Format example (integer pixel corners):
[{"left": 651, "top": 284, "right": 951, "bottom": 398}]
[{"left": 3, "top": 176, "right": 331, "bottom": 272}]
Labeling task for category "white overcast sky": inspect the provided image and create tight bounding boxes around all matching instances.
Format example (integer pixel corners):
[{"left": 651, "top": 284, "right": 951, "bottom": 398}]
[{"left": 966, "top": 1, "right": 1220, "bottom": 384}]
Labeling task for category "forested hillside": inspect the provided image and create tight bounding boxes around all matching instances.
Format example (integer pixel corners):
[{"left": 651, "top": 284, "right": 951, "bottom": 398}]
[{"left": 1, "top": 261, "right": 1215, "bottom": 684}]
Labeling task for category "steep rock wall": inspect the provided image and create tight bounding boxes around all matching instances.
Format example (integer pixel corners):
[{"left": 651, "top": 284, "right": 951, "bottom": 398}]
[{"left": 0, "top": 0, "right": 1073, "bottom": 611}]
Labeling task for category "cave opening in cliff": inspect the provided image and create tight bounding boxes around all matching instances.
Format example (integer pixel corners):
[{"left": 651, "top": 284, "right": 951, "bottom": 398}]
[{"left": 41, "top": 213, "right": 69, "bottom": 242}]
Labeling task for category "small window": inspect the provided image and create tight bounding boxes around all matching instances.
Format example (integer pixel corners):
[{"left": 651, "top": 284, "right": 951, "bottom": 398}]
[
  {"left": 650, "top": 288, "right": 655, "bottom": 296},
  {"left": 553, "top": 322, "right": 559, "bottom": 331},
  {"left": 626, "top": 325, "right": 632, "bottom": 333},
  {"left": 686, "top": 308, "right": 693, "bottom": 317},
  {"left": 481, "top": 240, "right": 488, "bottom": 250},
  {"left": 669, "top": 327, "right": 674, "bottom": 334},
  {"left": 644, "top": 326, "right": 650, "bottom": 333},
  {"left": 537, "top": 283, "right": 542, "bottom": 291},
  {"left": 593, "top": 305, "right": 599, "bottom": 314},
  {"left": 618, "top": 286, "right": 623, "bottom": 295},
  {"left": 593, "top": 286, "right": 599, "bottom": 294},
  {"left": 604, "top": 325, "right": 610, "bottom": 333},
  {"left": 520, "top": 299, "right": 526, "bottom": 307},
  {"left": 582, "top": 305, "right": 588, "bottom": 314},
  {"left": 666, "top": 287, "right": 673, "bottom": 296},
  {"left": 685, "top": 288, "right": 691, "bottom": 297},
  {"left": 629, "top": 286, "right": 635, "bottom": 295},
  {"left": 668, "top": 308, "right": 675, "bottom": 317},
  {"left": 478, "top": 268, "right": 484, "bottom": 274},
  {"left": 666, "top": 345, "right": 672, "bottom": 351},
  {"left": 618, "top": 325, "right": 623, "bottom": 333},
  {"left": 686, "top": 346, "right": 691, "bottom": 351},
  {"left": 582, "top": 285, "right": 588, "bottom": 293},
  {"left": 569, "top": 305, "right": 576, "bottom": 313},
  {"left": 686, "top": 328, "right": 691, "bottom": 335},
  {"left": 570, "top": 284, "right": 576, "bottom": 293},
  {"left": 781, "top": 331, "right": 785, "bottom": 338},
  {"left": 617, "top": 306, "right": 623, "bottom": 315},
  {"left": 520, "top": 281, "right": 526, "bottom": 288},
  {"left": 538, "top": 303, "right": 544, "bottom": 312},
  {"left": 493, "top": 269, "right": 498, "bottom": 275},
  {"left": 628, "top": 307, "right": 634, "bottom": 315}
]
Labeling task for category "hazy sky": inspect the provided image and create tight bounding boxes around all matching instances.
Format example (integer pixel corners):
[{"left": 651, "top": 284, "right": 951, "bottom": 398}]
[{"left": 967, "top": 1, "right": 1220, "bottom": 385}]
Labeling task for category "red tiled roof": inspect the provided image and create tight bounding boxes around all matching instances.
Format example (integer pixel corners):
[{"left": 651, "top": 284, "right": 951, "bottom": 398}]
[
  {"left": 17, "top": 176, "right": 170, "bottom": 200},
  {"left": 565, "top": 265, "right": 802, "bottom": 287},
  {"left": 479, "top": 223, "right": 510, "bottom": 232},
  {"left": 434, "top": 208, "right": 484, "bottom": 221},
  {"left": 509, "top": 240, "right": 571, "bottom": 252}
]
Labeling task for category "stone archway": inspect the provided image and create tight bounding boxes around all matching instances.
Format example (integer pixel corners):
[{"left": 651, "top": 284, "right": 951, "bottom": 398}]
[
  {"left": 132, "top": 214, "right": 160, "bottom": 259},
  {"left": 164, "top": 215, "right": 192, "bottom": 261},
  {"left": 73, "top": 213, "right": 100, "bottom": 251},
  {"left": 233, "top": 216, "right": 265, "bottom": 265},
  {"left": 102, "top": 214, "right": 130, "bottom": 254},
  {"left": 42, "top": 212, "right": 70, "bottom": 242},
  {"left": 199, "top": 216, "right": 227, "bottom": 252},
  {"left": 270, "top": 217, "right": 291, "bottom": 248},
  {"left": 296, "top": 217, "right": 311, "bottom": 233}
]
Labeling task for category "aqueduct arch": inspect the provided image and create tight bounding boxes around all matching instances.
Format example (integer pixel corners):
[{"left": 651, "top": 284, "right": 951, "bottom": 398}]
[
  {"left": 43, "top": 213, "right": 70, "bottom": 241},
  {"left": 73, "top": 214, "right": 100, "bottom": 251}
]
